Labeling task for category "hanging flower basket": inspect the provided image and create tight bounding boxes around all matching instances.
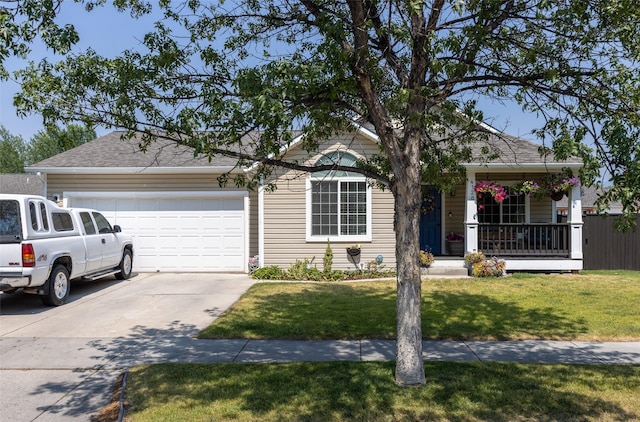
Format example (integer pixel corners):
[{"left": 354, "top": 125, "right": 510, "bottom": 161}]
[
  {"left": 546, "top": 174, "right": 580, "bottom": 199},
  {"left": 550, "top": 190, "right": 565, "bottom": 201},
  {"left": 512, "top": 180, "right": 540, "bottom": 197},
  {"left": 474, "top": 181, "right": 508, "bottom": 203}
]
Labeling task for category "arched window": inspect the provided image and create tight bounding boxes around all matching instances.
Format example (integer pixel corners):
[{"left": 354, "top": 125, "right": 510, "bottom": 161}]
[
  {"left": 312, "top": 151, "right": 360, "bottom": 178},
  {"left": 307, "top": 151, "right": 371, "bottom": 240}
]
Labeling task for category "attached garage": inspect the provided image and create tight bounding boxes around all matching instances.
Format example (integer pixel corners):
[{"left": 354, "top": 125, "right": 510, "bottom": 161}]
[
  {"left": 27, "top": 133, "right": 256, "bottom": 273},
  {"left": 66, "top": 192, "right": 248, "bottom": 273}
]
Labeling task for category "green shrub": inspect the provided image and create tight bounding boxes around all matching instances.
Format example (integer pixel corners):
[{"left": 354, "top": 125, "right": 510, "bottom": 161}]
[
  {"left": 304, "top": 267, "right": 325, "bottom": 281},
  {"left": 471, "top": 257, "right": 506, "bottom": 277},
  {"left": 322, "top": 270, "right": 345, "bottom": 281},
  {"left": 288, "top": 257, "right": 316, "bottom": 280},
  {"left": 251, "top": 266, "right": 285, "bottom": 280},
  {"left": 323, "top": 240, "right": 333, "bottom": 273}
]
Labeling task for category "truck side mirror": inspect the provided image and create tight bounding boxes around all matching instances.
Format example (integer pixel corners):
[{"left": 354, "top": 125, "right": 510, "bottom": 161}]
[{"left": 113, "top": 225, "right": 122, "bottom": 233}]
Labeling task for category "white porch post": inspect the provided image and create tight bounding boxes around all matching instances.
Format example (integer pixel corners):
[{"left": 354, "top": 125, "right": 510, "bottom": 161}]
[
  {"left": 464, "top": 171, "right": 478, "bottom": 254},
  {"left": 258, "top": 177, "right": 265, "bottom": 267},
  {"left": 567, "top": 184, "right": 583, "bottom": 259}
]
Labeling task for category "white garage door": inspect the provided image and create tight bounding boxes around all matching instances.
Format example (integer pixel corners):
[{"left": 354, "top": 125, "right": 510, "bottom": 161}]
[{"left": 68, "top": 194, "right": 246, "bottom": 272}]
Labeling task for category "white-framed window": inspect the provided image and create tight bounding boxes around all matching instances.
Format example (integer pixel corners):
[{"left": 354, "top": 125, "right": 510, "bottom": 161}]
[
  {"left": 306, "top": 151, "right": 372, "bottom": 242},
  {"left": 478, "top": 191, "right": 528, "bottom": 224}
]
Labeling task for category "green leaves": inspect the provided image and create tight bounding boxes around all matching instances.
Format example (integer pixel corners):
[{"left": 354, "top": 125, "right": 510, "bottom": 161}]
[
  {"left": 3, "top": 0, "right": 640, "bottom": 223},
  {"left": 0, "top": 0, "right": 80, "bottom": 76}
]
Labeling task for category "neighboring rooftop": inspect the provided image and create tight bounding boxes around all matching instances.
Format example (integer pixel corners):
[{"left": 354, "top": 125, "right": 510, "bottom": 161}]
[
  {"left": 0, "top": 174, "right": 45, "bottom": 195},
  {"left": 556, "top": 185, "right": 624, "bottom": 215}
]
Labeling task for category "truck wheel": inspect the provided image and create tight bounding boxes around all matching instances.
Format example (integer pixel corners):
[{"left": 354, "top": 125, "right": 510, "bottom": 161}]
[
  {"left": 41, "top": 265, "right": 70, "bottom": 306},
  {"left": 115, "top": 249, "right": 133, "bottom": 280}
]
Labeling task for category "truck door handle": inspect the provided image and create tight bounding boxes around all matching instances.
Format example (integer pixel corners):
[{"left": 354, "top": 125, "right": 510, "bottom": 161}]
[{"left": 102, "top": 239, "right": 106, "bottom": 244}]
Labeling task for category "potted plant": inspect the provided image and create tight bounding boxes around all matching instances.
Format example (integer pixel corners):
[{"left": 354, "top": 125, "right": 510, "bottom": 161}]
[
  {"left": 446, "top": 232, "right": 464, "bottom": 256},
  {"left": 419, "top": 250, "right": 434, "bottom": 267},
  {"left": 346, "top": 244, "right": 361, "bottom": 256}
]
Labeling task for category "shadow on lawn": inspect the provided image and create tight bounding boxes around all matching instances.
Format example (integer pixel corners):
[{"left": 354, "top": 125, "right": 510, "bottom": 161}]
[
  {"left": 202, "top": 283, "right": 589, "bottom": 340},
  {"left": 127, "top": 361, "right": 640, "bottom": 421},
  {"left": 424, "top": 291, "right": 589, "bottom": 340}
]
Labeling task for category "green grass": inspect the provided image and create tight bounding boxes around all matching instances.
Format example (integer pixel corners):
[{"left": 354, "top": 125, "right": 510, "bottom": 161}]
[
  {"left": 125, "top": 362, "right": 640, "bottom": 421},
  {"left": 119, "top": 272, "right": 640, "bottom": 421},
  {"left": 199, "top": 272, "right": 640, "bottom": 341}
]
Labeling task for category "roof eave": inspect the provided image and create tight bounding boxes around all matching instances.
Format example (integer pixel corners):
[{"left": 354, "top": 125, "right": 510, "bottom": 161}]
[
  {"left": 463, "top": 162, "right": 582, "bottom": 172},
  {"left": 25, "top": 166, "right": 244, "bottom": 174}
]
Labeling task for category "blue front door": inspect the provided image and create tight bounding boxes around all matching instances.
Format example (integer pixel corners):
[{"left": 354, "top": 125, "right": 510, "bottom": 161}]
[{"left": 419, "top": 187, "right": 442, "bottom": 254}]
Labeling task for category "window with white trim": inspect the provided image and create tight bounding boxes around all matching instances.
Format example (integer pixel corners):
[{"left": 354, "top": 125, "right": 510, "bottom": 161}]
[
  {"left": 478, "top": 191, "right": 527, "bottom": 224},
  {"left": 308, "top": 152, "right": 371, "bottom": 241}
]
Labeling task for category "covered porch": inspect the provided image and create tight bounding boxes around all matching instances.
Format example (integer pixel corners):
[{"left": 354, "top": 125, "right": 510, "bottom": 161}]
[{"left": 432, "top": 166, "right": 584, "bottom": 272}]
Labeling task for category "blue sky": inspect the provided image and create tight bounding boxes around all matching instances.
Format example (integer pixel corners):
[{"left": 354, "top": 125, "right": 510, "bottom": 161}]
[{"left": 1, "top": 3, "right": 543, "bottom": 143}]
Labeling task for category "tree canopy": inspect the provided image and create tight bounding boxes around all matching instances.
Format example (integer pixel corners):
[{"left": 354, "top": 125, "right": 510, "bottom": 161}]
[
  {"left": 3, "top": 0, "right": 639, "bottom": 385},
  {"left": 0, "top": 0, "right": 79, "bottom": 78},
  {"left": 27, "top": 124, "right": 96, "bottom": 164},
  {"left": 0, "top": 125, "right": 27, "bottom": 173},
  {"left": 6, "top": 0, "right": 640, "bottom": 223},
  {"left": 0, "top": 124, "right": 95, "bottom": 173}
]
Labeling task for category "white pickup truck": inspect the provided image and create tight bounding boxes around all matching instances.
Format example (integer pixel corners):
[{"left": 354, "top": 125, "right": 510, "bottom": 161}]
[{"left": 0, "top": 194, "right": 134, "bottom": 306}]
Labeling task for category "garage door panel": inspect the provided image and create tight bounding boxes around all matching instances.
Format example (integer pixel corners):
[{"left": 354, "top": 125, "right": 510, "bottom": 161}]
[
  {"left": 221, "top": 235, "right": 244, "bottom": 249},
  {"left": 222, "top": 215, "right": 244, "bottom": 230},
  {"left": 69, "top": 195, "right": 246, "bottom": 272}
]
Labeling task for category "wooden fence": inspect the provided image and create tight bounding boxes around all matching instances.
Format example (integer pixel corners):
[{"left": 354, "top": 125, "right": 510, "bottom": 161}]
[{"left": 581, "top": 214, "right": 640, "bottom": 270}]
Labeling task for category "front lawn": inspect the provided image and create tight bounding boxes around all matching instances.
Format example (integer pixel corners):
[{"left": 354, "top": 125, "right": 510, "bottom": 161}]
[
  {"left": 111, "top": 271, "right": 640, "bottom": 422},
  {"left": 199, "top": 271, "right": 640, "bottom": 341},
  {"left": 122, "top": 362, "right": 640, "bottom": 421}
]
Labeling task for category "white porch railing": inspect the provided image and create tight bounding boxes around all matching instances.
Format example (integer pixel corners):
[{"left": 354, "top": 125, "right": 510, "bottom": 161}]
[{"left": 477, "top": 223, "right": 570, "bottom": 257}]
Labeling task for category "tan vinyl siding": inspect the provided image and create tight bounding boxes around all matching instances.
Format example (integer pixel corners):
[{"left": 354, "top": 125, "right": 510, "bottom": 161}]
[
  {"left": 263, "top": 133, "right": 397, "bottom": 270},
  {"left": 442, "top": 185, "right": 466, "bottom": 236},
  {"left": 263, "top": 179, "right": 396, "bottom": 270},
  {"left": 530, "top": 197, "right": 553, "bottom": 223}
]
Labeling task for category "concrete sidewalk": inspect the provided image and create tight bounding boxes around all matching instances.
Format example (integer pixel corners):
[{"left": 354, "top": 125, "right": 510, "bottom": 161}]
[
  {"left": 3, "top": 337, "right": 638, "bottom": 369},
  {"left": 1, "top": 337, "right": 637, "bottom": 421},
  {"left": 2, "top": 272, "right": 638, "bottom": 421}
]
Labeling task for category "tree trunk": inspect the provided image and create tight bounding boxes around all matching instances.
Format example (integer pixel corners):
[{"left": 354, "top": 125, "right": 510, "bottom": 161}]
[{"left": 393, "top": 141, "right": 425, "bottom": 386}]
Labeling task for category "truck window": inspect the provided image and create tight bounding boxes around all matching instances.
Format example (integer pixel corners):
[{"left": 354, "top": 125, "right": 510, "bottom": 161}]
[
  {"left": 29, "top": 202, "right": 39, "bottom": 229},
  {"left": 80, "top": 212, "right": 97, "bottom": 235},
  {"left": 40, "top": 203, "right": 49, "bottom": 230},
  {"left": 52, "top": 212, "right": 74, "bottom": 232},
  {"left": 0, "top": 200, "right": 21, "bottom": 239},
  {"left": 93, "top": 212, "right": 113, "bottom": 234}
]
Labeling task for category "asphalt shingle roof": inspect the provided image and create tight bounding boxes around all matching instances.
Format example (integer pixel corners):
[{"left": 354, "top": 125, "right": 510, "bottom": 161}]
[
  {"left": 468, "top": 131, "right": 582, "bottom": 166},
  {"left": 0, "top": 174, "right": 45, "bottom": 195},
  {"left": 27, "top": 126, "right": 581, "bottom": 171},
  {"left": 28, "top": 131, "right": 243, "bottom": 169}
]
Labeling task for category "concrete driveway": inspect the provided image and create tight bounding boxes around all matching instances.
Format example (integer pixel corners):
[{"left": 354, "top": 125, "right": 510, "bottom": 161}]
[{"left": 0, "top": 272, "right": 255, "bottom": 421}]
